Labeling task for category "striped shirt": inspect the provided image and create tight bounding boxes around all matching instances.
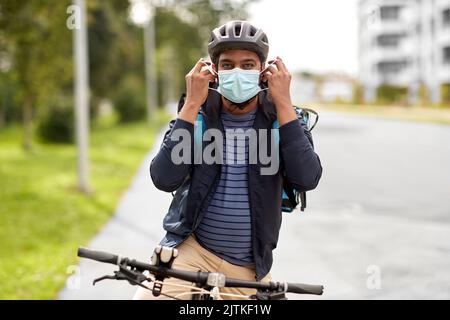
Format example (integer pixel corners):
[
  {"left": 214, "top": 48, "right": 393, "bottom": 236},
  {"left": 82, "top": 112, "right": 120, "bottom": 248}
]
[{"left": 194, "top": 108, "right": 257, "bottom": 266}]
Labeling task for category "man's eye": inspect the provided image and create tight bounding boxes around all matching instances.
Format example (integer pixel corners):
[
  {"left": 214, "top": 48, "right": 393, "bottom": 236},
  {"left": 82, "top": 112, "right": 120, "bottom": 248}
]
[
  {"left": 243, "top": 64, "right": 254, "bottom": 69},
  {"left": 221, "top": 64, "right": 233, "bottom": 69}
]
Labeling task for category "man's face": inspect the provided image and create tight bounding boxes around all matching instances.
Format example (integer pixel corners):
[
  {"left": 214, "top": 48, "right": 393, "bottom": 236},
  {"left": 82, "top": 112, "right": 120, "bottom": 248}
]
[
  {"left": 216, "top": 49, "right": 262, "bottom": 72},
  {"left": 214, "top": 49, "right": 264, "bottom": 113}
]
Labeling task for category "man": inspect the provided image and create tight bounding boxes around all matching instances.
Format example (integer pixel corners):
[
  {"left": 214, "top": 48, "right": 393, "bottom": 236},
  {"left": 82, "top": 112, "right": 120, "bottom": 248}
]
[{"left": 133, "top": 20, "right": 322, "bottom": 300}]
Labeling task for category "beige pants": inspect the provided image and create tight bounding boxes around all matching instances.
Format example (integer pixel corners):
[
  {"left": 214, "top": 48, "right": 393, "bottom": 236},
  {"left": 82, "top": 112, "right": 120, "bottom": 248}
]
[{"left": 132, "top": 234, "right": 271, "bottom": 300}]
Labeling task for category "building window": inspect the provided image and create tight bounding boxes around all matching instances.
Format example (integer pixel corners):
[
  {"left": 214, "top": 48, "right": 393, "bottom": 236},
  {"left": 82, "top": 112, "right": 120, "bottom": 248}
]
[
  {"left": 377, "top": 60, "right": 408, "bottom": 73},
  {"left": 377, "top": 34, "right": 404, "bottom": 48},
  {"left": 443, "top": 8, "right": 450, "bottom": 26},
  {"left": 380, "top": 5, "right": 401, "bottom": 21},
  {"left": 444, "top": 47, "right": 450, "bottom": 64}
]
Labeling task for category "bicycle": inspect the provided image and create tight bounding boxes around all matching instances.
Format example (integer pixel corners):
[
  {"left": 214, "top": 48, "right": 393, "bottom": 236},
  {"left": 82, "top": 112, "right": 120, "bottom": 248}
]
[{"left": 77, "top": 245, "right": 324, "bottom": 300}]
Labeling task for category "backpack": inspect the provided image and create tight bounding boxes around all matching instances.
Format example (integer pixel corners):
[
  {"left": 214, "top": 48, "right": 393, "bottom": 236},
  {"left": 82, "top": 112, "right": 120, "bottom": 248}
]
[
  {"left": 273, "top": 107, "right": 319, "bottom": 213},
  {"left": 177, "top": 93, "right": 319, "bottom": 213}
]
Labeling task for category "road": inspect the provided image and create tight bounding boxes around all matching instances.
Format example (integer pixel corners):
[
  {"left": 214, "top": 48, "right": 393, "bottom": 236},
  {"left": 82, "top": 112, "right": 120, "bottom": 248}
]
[{"left": 59, "top": 112, "right": 450, "bottom": 299}]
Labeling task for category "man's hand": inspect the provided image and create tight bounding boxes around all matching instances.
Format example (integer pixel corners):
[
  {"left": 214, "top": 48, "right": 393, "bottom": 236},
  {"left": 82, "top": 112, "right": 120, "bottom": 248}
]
[
  {"left": 179, "top": 58, "right": 216, "bottom": 124},
  {"left": 262, "top": 57, "right": 297, "bottom": 126}
]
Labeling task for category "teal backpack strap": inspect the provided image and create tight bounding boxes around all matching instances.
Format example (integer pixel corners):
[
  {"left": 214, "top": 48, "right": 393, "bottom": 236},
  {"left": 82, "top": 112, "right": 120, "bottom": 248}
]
[
  {"left": 193, "top": 113, "right": 206, "bottom": 163},
  {"left": 272, "top": 119, "right": 280, "bottom": 143},
  {"left": 194, "top": 113, "right": 205, "bottom": 146},
  {"left": 273, "top": 116, "right": 305, "bottom": 213},
  {"left": 272, "top": 119, "right": 281, "bottom": 179},
  {"left": 272, "top": 120, "right": 291, "bottom": 213}
]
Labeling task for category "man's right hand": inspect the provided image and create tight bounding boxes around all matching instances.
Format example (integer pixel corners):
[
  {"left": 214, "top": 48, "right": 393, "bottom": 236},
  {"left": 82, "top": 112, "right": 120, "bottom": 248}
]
[{"left": 179, "top": 58, "right": 216, "bottom": 124}]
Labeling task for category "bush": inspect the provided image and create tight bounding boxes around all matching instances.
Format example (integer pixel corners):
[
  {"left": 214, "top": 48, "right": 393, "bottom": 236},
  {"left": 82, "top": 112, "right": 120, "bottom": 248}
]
[
  {"left": 441, "top": 84, "right": 450, "bottom": 105},
  {"left": 113, "top": 75, "right": 146, "bottom": 123},
  {"left": 0, "top": 77, "right": 22, "bottom": 126},
  {"left": 418, "top": 84, "right": 430, "bottom": 105},
  {"left": 37, "top": 97, "right": 74, "bottom": 144},
  {"left": 352, "top": 84, "right": 364, "bottom": 105},
  {"left": 376, "top": 85, "right": 408, "bottom": 105}
]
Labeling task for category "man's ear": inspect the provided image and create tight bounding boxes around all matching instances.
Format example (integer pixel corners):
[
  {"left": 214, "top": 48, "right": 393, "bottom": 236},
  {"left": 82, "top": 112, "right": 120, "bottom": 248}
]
[
  {"left": 260, "top": 66, "right": 269, "bottom": 86},
  {"left": 212, "top": 63, "right": 218, "bottom": 83}
]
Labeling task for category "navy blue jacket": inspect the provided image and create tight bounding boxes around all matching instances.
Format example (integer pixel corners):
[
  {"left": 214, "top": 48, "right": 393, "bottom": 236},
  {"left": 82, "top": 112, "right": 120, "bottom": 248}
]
[{"left": 150, "top": 89, "right": 323, "bottom": 280}]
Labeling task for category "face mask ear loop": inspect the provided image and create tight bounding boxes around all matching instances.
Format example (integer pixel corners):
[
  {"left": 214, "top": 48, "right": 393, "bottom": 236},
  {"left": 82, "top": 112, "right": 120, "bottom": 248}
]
[
  {"left": 207, "top": 66, "right": 218, "bottom": 77},
  {"left": 261, "top": 59, "right": 278, "bottom": 74},
  {"left": 260, "top": 59, "right": 280, "bottom": 86},
  {"left": 259, "top": 67, "right": 270, "bottom": 90},
  {"left": 208, "top": 87, "right": 220, "bottom": 94}
]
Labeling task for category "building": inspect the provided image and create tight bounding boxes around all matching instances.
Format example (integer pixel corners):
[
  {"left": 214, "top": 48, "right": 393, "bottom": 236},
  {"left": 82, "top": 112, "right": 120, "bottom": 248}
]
[
  {"left": 319, "top": 73, "right": 355, "bottom": 103},
  {"left": 291, "top": 73, "right": 318, "bottom": 105},
  {"left": 291, "top": 72, "right": 356, "bottom": 105},
  {"left": 358, "top": 0, "right": 450, "bottom": 103}
]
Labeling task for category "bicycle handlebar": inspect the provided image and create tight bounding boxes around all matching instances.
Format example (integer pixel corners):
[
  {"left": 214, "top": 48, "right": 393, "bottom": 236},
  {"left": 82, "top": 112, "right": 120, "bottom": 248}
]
[
  {"left": 77, "top": 247, "right": 324, "bottom": 296},
  {"left": 78, "top": 247, "right": 120, "bottom": 265},
  {"left": 286, "top": 282, "right": 324, "bottom": 295}
]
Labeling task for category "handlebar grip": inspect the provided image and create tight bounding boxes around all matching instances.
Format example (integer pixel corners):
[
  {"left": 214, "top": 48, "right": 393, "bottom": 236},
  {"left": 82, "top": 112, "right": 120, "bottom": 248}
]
[
  {"left": 77, "top": 247, "right": 120, "bottom": 265},
  {"left": 287, "top": 283, "right": 324, "bottom": 295}
]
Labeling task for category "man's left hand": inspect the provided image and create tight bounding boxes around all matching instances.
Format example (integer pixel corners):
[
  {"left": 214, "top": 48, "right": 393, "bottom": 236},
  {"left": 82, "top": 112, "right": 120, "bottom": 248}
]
[
  {"left": 262, "top": 56, "right": 293, "bottom": 107},
  {"left": 262, "top": 57, "right": 297, "bottom": 126}
]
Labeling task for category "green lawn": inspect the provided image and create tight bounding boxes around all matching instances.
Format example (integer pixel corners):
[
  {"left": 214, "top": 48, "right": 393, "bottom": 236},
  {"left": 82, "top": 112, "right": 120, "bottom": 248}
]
[{"left": 0, "top": 112, "right": 170, "bottom": 299}]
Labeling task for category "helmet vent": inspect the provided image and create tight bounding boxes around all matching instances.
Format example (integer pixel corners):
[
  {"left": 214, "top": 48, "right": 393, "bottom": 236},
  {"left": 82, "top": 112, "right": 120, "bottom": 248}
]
[
  {"left": 249, "top": 26, "right": 256, "bottom": 37},
  {"left": 234, "top": 22, "right": 242, "bottom": 37},
  {"left": 219, "top": 25, "right": 226, "bottom": 36},
  {"left": 262, "top": 35, "right": 268, "bottom": 44}
]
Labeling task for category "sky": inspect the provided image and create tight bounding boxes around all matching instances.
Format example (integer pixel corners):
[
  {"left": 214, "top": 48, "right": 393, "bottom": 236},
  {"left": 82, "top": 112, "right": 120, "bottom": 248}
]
[{"left": 248, "top": 0, "right": 359, "bottom": 75}]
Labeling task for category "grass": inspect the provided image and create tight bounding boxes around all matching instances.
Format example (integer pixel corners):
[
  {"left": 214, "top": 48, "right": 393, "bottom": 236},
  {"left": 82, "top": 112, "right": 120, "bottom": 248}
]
[
  {"left": 0, "top": 111, "right": 170, "bottom": 299},
  {"left": 312, "top": 103, "right": 450, "bottom": 126}
]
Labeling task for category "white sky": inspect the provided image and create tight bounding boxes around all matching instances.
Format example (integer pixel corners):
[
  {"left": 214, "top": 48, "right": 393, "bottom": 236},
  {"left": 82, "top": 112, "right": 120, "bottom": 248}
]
[{"left": 248, "top": 0, "right": 359, "bottom": 75}]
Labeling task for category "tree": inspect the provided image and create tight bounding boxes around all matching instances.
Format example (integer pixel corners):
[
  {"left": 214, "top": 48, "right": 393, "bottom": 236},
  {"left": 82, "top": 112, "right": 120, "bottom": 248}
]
[
  {"left": 0, "top": 0, "right": 73, "bottom": 149},
  {"left": 86, "top": 0, "right": 145, "bottom": 118},
  {"left": 153, "top": 0, "right": 258, "bottom": 106},
  {"left": 0, "top": 0, "right": 260, "bottom": 139}
]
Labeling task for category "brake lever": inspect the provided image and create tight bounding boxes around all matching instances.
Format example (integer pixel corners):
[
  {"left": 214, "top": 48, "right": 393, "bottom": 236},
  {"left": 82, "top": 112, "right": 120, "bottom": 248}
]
[
  {"left": 93, "top": 274, "right": 117, "bottom": 286},
  {"left": 92, "top": 266, "right": 147, "bottom": 286},
  {"left": 253, "top": 289, "right": 287, "bottom": 300},
  {"left": 252, "top": 282, "right": 288, "bottom": 300}
]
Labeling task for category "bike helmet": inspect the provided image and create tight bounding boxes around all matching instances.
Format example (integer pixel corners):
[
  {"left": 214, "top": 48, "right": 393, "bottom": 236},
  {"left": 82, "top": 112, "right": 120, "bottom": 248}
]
[{"left": 208, "top": 21, "right": 269, "bottom": 66}]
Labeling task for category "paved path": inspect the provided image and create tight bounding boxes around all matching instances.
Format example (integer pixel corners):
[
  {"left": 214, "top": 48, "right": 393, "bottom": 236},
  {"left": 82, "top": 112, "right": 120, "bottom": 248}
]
[
  {"left": 59, "top": 127, "right": 172, "bottom": 300},
  {"left": 60, "top": 111, "right": 450, "bottom": 299},
  {"left": 273, "top": 112, "right": 450, "bottom": 299}
]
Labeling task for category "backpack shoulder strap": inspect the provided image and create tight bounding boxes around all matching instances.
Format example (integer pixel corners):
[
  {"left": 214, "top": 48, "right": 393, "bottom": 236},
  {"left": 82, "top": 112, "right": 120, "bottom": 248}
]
[
  {"left": 272, "top": 119, "right": 280, "bottom": 142},
  {"left": 272, "top": 115, "right": 307, "bottom": 212},
  {"left": 194, "top": 112, "right": 206, "bottom": 151},
  {"left": 177, "top": 93, "right": 187, "bottom": 113},
  {"left": 177, "top": 92, "right": 205, "bottom": 148}
]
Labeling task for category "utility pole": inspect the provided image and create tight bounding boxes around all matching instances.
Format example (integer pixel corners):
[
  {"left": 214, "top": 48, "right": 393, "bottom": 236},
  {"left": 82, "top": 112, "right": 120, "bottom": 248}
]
[
  {"left": 73, "top": 0, "right": 91, "bottom": 193},
  {"left": 129, "top": 0, "right": 158, "bottom": 124},
  {"left": 144, "top": 8, "right": 157, "bottom": 123}
]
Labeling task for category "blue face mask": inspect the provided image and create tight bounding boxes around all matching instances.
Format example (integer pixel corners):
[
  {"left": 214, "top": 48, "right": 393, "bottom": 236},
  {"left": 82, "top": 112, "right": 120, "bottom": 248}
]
[{"left": 209, "top": 68, "right": 268, "bottom": 104}]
